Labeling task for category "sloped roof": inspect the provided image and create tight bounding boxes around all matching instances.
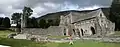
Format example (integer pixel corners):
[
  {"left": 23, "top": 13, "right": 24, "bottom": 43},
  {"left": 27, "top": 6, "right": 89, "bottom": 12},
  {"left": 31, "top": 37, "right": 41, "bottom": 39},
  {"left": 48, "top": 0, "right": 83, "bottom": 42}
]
[
  {"left": 70, "top": 9, "right": 102, "bottom": 23},
  {"left": 71, "top": 9, "right": 101, "bottom": 23}
]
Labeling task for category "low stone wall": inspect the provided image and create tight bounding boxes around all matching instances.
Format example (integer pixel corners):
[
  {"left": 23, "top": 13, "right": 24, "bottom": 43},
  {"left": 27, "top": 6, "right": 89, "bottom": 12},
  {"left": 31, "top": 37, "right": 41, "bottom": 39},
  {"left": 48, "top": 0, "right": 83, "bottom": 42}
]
[{"left": 21, "top": 26, "right": 63, "bottom": 36}]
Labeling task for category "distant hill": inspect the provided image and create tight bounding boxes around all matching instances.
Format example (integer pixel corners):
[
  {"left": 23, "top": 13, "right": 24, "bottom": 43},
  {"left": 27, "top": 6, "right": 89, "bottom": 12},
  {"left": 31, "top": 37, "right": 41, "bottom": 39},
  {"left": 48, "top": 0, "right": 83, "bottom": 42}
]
[{"left": 36, "top": 7, "right": 110, "bottom": 26}]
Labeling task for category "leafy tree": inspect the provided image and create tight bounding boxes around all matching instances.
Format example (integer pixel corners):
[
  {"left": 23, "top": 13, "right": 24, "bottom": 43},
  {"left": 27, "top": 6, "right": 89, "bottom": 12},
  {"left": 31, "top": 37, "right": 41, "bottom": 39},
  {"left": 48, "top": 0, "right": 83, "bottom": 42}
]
[
  {"left": 27, "top": 17, "right": 38, "bottom": 28},
  {"left": 2, "top": 17, "right": 10, "bottom": 28},
  {"left": 22, "top": 6, "right": 33, "bottom": 27},
  {"left": 0, "top": 17, "right": 3, "bottom": 25},
  {"left": 54, "top": 18, "right": 60, "bottom": 26},
  {"left": 26, "top": 18, "right": 32, "bottom": 28},
  {"left": 31, "top": 17, "right": 38, "bottom": 28},
  {"left": 39, "top": 19, "right": 46, "bottom": 28},
  {"left": 47, "top": 19, "right": 53, "bottom": 26},
  {"left": 23, "top": 6, "right": 33, "bottom": 17},
  {"left": 47, "top": 19, "right": 60, "bottom": 26},
  {"left": 11, "top": 13, "right": 22, "bottom": 28},
  {"left": 110, "top": 0, "right": 120, "bottom": 30}
]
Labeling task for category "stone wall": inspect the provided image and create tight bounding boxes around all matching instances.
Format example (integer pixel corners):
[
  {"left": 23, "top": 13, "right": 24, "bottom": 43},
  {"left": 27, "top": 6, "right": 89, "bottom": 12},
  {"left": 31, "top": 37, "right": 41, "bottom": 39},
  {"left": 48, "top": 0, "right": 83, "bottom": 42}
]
[
  {"left": 74, "top": 18, "right": 97, "bottom": 36},
  {"left": 21, "top": 26, "right": 63, "bottom": 36}
]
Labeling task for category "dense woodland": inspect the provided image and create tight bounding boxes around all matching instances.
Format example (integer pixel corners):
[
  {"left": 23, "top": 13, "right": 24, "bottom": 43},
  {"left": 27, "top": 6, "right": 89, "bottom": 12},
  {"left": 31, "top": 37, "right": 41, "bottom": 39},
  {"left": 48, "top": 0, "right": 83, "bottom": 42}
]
[
  {"left": 109, "top": 0, "right": 120, "bottom": 31},
  {"left": 11, "top": 6, "right": 60, "bottom": 29},
  {"left": 0, "top": 17, "right": 10, "bottom": 28}
]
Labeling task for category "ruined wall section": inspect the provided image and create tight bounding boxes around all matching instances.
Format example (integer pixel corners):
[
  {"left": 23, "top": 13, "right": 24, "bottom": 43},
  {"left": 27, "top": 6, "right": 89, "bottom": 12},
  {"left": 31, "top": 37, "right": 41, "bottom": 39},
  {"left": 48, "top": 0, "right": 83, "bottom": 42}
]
[
  {"left": 97, "top": 10, "right": 115, "bottom": 35},
  {"left": 21, "top": 26, "right": 63, "bottom": 36},
  {"left": 59, "top": 14, "right": 73, "bottom": 36},
  {"left": 74, "top": 18, "right": 97, "bottom": 36},
  {"left": 98, "top": 17, "right": 115, "bottom": 35}
]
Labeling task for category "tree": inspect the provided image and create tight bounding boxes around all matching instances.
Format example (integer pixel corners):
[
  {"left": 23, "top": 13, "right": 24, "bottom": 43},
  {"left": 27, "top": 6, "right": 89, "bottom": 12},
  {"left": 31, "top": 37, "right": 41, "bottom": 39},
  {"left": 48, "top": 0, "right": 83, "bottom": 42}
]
[
  {"left": 27, "top": 17, "right": 38, "bottom": 28},
  {"left": 22, "top": 6, "right": 33, "bottom": 27},
  {"left": 110, "top": 0, "right": 120, "bottom": 30},
  {"left": 31, "top": 17, "right": 38, "bottom": 28},
  {"left": 11, "top": 13, "right": 22, "bottom": 28},
  {"left": 26, "top": 18, "right": 32, "bottom": 28},
  {"left": 39, "top": 19, "right": 46, "bottom": 28},
  {"left": 47, "top": 19, "right": 53, "bottom": 26},
  {"left": 23, "top": 6, "right": 33, "bottom": 17},
  {"left": 54, "top": 18, "right": 60, "bottom": 26},
  {"left": 0, "top": 17, "right": 3, "bottom": 25},
  {"left": 2, "top": 17, "right": 10, "bottom": 28}
]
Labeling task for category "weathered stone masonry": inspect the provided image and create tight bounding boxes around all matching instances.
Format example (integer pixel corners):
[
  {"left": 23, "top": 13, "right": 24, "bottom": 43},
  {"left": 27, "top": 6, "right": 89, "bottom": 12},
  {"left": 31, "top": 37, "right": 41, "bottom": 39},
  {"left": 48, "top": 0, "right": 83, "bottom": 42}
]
[
  {"left": 59, "top": 8, "right": 115, "bottom": 37},
  {"left": 21, "top": 8, "right": 115, "bottom": 38}
]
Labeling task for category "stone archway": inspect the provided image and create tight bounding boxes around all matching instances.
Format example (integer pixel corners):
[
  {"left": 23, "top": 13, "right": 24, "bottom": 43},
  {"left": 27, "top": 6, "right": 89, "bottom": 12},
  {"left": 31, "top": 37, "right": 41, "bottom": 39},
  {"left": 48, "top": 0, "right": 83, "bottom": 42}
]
[
  {"left": 81, "top": 29, "right": 84, "bottom": 36},
  {"left": 63, "top": 28, "right": 66, "bottom": 36},
  {"left": 76, "top": 29, "right": 80, "bottom": 37},
  {"left": 91, "top": 27, "right": 96, "bottom": 35},
  {"left": 73, "top": 29, "right": 76, "bottom": 35}
]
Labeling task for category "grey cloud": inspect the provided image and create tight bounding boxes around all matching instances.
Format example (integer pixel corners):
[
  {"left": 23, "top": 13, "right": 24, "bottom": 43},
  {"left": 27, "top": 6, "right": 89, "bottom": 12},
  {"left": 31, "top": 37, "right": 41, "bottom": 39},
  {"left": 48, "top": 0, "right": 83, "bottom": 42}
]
[
  {"left": 90, "top": 0, "right": 112, "bottom": 6},
  {"left": 0, "top": 0, "right": 113, "bottom": 18},
  {"left": 25, "top": 0, "right": 112, "bottom": 8}
]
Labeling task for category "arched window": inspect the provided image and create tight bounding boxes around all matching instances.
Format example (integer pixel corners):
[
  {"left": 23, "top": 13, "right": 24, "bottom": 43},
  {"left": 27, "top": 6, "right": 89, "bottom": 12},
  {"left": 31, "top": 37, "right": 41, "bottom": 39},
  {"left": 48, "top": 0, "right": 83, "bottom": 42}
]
[
  {"left": 64, "top": 29, "right": 66, "bottom": 36},
  {"left": 77, "top": 29, "right": 80, "bottom": 37},
  {"left": 81, "top": 29, "right": 84, "bottom": 36},
  {"left": 73, "top": 29, "right": 76, "bottom": 35},
  {"left": 90, "top": 27, "right": 96, "bottom": 35},
  {"left": 100, "top": 14, "right": 102, "bottom": 17}
]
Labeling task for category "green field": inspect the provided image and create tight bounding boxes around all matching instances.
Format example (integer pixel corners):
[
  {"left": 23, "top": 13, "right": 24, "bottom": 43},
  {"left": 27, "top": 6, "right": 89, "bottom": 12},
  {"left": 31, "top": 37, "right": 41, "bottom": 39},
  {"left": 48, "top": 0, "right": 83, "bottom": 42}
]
[
  {"left": 0, "top": 30, "right": 15, "bottom": 38},
  {"left": 0, "top": 30, "right": 120, "bottom": 47}
]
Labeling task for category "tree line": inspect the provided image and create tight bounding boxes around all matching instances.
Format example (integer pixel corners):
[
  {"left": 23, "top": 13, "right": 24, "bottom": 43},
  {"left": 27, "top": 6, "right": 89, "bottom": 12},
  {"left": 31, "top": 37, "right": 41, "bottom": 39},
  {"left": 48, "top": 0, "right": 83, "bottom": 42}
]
[
  {"left": 7, "top": 0, "right": 120, "bottom": 31},
  {"left": 0, "top": 17, "right": 10, "bottom": 28},
  {"left": 109, "top": 0, "right": 120, "bottom": 31},
  {"left": 11, "top": 6, "right": 60, "bottom": 29}
]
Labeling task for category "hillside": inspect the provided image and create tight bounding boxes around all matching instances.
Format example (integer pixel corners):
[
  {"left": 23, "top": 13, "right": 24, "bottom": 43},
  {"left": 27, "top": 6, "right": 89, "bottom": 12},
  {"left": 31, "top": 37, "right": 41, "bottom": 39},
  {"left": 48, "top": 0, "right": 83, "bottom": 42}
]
[{"left": 36, "top": 8, "right": 110, "bottom": 26}]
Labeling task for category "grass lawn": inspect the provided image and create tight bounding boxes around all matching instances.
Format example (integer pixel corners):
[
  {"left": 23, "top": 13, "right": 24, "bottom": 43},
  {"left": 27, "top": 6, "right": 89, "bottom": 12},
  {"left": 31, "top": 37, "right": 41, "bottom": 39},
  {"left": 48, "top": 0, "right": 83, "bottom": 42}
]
[
  {"left": 0, "top": 38, "right": 120, "bottom": 47},
  {"left": 0, "top": 30, "right": 120, "bottom": 47},
  {"left": 0, "top": 30, "right": 16, "bottom": 38},
  {"left": 0, "top": 38, "right": 46, "bottom": 47}
]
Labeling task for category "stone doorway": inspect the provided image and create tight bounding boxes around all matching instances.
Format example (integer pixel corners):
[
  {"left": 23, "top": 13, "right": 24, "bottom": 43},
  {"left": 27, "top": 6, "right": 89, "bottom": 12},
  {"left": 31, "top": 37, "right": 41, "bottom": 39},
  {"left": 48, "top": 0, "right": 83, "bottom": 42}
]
[
  {"left": 81, "top": 29, "right": 84, "bottom": 36},
  {"left": 63, "top": 29, "right": 66, "bottom": 36},
  {"left": 91, "top": 27, "right": 96, "bottom": 35},
  {"left": 77, "top": 29, "right": 80, "bottom": 37},
  {"left": 73, "top": 29, "right": 76, "bottom": 35}
]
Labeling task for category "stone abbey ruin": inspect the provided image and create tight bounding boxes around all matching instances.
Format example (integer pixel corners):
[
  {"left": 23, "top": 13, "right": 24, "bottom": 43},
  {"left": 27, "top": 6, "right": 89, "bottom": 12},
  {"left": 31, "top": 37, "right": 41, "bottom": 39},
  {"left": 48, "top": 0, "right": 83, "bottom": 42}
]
[
  {"left": 59, "top": 8, "right": 115, "bottom": 37},
  {"left": 20, "top": 8, "right": 115, "bottom": 38}
]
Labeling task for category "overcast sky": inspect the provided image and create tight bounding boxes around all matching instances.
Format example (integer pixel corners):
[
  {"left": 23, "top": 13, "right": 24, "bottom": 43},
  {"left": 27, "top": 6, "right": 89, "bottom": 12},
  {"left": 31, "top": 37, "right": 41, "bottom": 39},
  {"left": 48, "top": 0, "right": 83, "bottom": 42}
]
[{"left": 0, "top": 0, "right": 113, "bottom": 18}]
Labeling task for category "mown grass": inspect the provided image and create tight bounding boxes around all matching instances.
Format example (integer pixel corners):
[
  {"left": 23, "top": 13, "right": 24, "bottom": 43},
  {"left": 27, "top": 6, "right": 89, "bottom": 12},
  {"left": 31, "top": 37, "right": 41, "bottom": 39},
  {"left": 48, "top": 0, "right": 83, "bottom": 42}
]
[
  {"left": 0, "top": 38, "right": 46, "bottom": 47},
  {"left": 0, "top": 30, "right": 15, "bottom": 38},
  {"left": 0, "top": 38, "right": 120, "bottom": 47},
  {"left": 0, "top": 30, "right": 120, "bottom": 47},
  {"left": 67, "top": 40, "right": 120, "bottom": 47}
]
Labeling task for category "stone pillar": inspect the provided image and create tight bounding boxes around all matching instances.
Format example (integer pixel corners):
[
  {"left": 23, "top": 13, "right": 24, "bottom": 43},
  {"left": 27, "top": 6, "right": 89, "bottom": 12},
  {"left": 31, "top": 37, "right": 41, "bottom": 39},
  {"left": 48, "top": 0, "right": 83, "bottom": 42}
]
[{"left": 21, "top": 13, "right": 26, "bottom": 33}]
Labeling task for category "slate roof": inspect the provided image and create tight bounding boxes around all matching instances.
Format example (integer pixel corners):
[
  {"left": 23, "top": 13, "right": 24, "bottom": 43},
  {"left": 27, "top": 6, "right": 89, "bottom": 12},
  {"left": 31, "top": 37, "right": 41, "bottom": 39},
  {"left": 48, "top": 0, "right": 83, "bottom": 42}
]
[{"left": 68, "top": 8, "right": 110, "bottom": 23}]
